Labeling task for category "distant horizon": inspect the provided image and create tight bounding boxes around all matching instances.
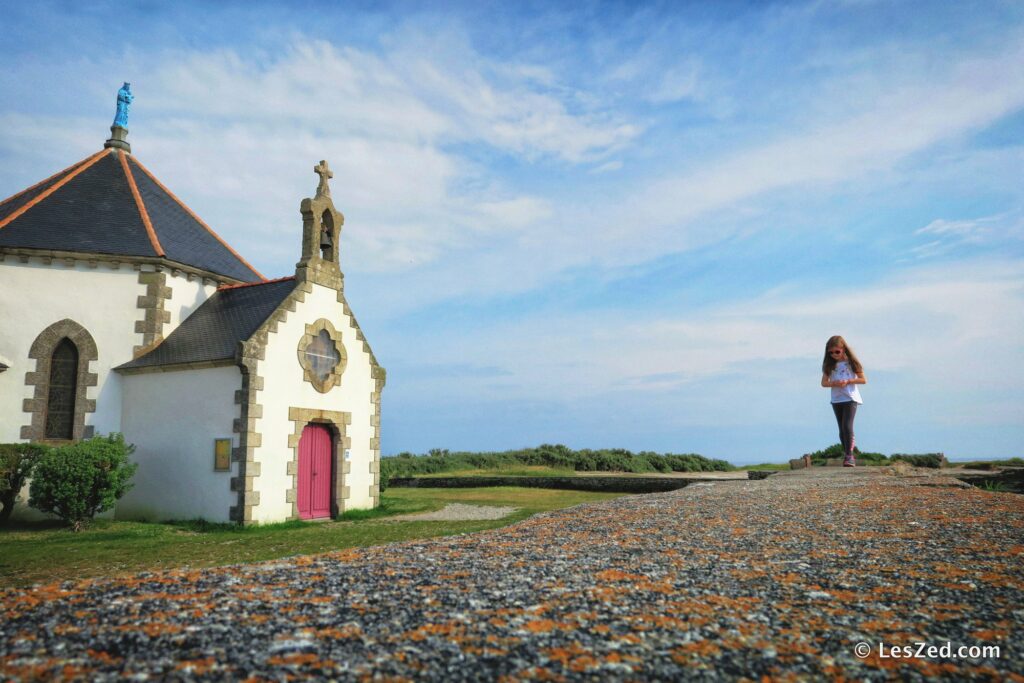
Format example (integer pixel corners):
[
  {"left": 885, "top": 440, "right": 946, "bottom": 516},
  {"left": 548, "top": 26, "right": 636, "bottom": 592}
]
[
  {"left": 377, "top": 442, "right": 1006, "bottom": 467},
  {"left": 2, "top": 1, "right": 1022, "bottom": 463}
]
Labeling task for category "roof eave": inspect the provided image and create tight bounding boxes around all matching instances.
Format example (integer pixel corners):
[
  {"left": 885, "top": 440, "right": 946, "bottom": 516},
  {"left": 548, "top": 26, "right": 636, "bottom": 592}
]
[
  {"left": 115, "top": 358, "right": 238, "bottom": 375},
  {"left": 0, "top": 246, "right": 260, "bottom": 285}
]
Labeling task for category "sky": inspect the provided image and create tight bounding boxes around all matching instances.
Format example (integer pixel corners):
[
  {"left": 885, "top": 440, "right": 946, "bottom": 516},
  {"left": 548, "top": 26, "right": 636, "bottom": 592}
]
[{"left": 1, "top": 1, "right": 1022, "bottom": 463}]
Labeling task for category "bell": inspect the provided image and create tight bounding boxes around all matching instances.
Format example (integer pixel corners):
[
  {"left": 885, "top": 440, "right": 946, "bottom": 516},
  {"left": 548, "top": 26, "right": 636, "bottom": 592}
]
[{"left": 320, "top": 228, "right": 333, "bottom": 250}]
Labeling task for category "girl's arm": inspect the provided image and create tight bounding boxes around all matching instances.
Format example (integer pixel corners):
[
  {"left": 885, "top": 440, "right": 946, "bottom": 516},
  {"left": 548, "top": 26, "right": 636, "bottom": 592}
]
[
  {"left": 839, "top": 372, "right": 867, "bottom": 387},
  {"left": 821, "top": 373, "right": 832, "bottom": 388}
]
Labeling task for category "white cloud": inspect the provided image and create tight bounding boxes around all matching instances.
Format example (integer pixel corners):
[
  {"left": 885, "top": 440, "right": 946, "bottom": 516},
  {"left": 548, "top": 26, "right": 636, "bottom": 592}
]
[
  {"left": 647, "top": 60, "right": 701, "bottom": 104},
  {"left": 472, "top": 197, "right": 552, "bottom": 230},
  {"left": 627, "top": 45, "right": 1024, "bottom": 235},
  {"left": 88, "top": 36, "right": 617, "bottom": 274},
  {"left": 916, "top": 217, "right": 995, "bottom": 239},
  {"left": 909, "top": 212, "right": 1024, "bottom": 259},
  {"left": 3, "top": 19, "right": 1023, "bottom": 310},
  {"left": 590, "top": 160, "right": 622, "bottom": 174},
  {"left": 397, "top": 259, "right": 1024, "bottom": 434}
]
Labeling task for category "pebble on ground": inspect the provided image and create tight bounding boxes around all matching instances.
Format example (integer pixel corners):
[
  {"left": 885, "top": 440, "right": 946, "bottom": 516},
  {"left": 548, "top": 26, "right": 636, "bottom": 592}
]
[{"left": 1, "top": 469, "right": 1022, "bottom": 681}]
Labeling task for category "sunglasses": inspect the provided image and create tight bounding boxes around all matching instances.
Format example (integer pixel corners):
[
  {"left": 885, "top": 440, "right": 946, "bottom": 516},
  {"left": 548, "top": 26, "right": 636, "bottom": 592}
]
[{"left": 829, "top": 349, "right": 845, "bottom": 355}]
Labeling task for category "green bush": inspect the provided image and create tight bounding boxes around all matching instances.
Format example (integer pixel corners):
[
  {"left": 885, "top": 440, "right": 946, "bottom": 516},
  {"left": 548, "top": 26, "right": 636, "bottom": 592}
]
[
  {"left": 890, "top": 453, "right": 946, "bottom": 469},
  {"left": 803, "top": 446, "right": 948, "bottom": 468},
  {"left": 28, "top": 434, "right": 138, "bottom": 531},
  {"left": 0, "top": 443, "right": 50, "bottom": 526},
  {"left": 380, "top": 444, "right": 734, "bottom": 479},
  {"left": 855, "top": 450, "right": 889, "bottom": 465},
  {"left": 807, "top": 444, "right": 887, "bottom": 465},
  {"left": 807, "top": 443, "right": 850, "bottom": 465}
]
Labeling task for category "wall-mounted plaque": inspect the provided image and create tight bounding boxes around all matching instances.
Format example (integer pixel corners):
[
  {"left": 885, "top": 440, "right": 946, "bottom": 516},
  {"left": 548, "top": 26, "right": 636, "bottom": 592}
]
[{"left": 214, "top": 438, "right": 232, "bottom": 471}]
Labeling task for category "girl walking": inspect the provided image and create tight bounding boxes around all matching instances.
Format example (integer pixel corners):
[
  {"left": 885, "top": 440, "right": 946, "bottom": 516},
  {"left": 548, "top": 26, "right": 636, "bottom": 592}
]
[{"left": 821, "top": 335, "right": 866, "bottom": 467}]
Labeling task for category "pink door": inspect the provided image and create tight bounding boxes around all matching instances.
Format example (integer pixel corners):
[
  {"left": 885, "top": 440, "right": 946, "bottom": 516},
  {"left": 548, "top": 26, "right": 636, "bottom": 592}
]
[{"left": 297, "top": 424, "right": 332, "bottom": 520}]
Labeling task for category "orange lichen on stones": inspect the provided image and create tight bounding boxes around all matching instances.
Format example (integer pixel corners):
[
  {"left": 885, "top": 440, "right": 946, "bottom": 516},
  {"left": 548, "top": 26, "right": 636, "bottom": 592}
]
[
  {"left": 973, "top": 629, "right": 1009, "bottom": 640},
  {"left": 405, "top": 621, "right": 465, "bottom": 642},
  {"left": 671, "top": 640, "right": 723, "bottom": 662},
  {"left": 266, "top": 653, "right": 326, "bottom": 667},
  {"left": 316, "top": 624, "right": 363, "bottom": 640},
  {"left": 174, "top": 657, "right": 217, "bottom": 674},
  {"left": 595, "top": 569, "right": 646, "bottom": 582},
  {"left": 86, "top": 649, "right": 122, "bottom": 665},
  {"left": 523, "top": 619, "right": 561, "bottom": 633},
  {"left": 501, "top": 666, "right": 566, "bottom": 682}
]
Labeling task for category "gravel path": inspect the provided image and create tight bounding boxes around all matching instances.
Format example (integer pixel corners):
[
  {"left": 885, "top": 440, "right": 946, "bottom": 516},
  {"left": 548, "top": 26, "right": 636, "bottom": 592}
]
[
  {"left": 394, "top": 503, "right": 518, "bottom": 521},
  {"left": 2, "top": 469, "right": 1022, "bottom": 681}
]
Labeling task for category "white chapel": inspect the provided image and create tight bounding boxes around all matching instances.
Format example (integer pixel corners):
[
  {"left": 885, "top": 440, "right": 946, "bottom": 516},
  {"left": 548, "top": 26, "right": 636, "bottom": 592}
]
[{"left": 0, "top": 89, "right": 385, "bottom": 524}]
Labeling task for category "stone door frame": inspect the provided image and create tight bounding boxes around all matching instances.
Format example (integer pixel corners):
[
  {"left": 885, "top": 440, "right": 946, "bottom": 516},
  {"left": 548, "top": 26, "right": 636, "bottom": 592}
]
[{"left": 286, "top": 407, "right": 351, "bottom": 520}]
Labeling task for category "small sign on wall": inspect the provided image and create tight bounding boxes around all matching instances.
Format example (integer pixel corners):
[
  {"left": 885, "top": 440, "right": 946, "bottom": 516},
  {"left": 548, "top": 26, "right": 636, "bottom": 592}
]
[{"left": 214, "top": 439, "right": 232, "bottom": 471}]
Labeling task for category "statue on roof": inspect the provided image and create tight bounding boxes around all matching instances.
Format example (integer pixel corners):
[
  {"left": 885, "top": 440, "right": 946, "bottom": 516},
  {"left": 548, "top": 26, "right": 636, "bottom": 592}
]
[{"left": 113, "top": 82, "right": 133, "bottom": 128}]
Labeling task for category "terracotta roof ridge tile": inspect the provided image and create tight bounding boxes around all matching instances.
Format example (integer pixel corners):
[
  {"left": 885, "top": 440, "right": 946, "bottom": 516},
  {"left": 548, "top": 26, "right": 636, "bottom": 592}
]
[
  {"left": 127, "top": 155, "right": 266, "bottom": 281},
  {"left": 217, "top": 275, "right": 295, "bottom": 292},
  {"left": 0, "top": 150, "right": 107, "bottom": 231},
  {"left": 118, "top": 150, "right": 165, "bottom": 256}
]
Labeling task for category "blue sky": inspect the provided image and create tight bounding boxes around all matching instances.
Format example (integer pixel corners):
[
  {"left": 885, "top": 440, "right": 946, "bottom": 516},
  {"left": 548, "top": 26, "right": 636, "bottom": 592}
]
[{"left": 1, "top": 1, "right": 1022, "bottom": 462}]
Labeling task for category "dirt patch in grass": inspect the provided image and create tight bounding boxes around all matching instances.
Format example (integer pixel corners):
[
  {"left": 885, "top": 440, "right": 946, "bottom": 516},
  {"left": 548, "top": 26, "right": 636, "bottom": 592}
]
[{"left": 392, "top": 503, "right": 518, "bottom": 521}]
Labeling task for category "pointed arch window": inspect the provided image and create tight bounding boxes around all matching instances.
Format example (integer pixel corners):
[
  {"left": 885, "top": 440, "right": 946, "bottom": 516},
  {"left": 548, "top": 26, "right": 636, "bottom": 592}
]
[
  {"left": 45, "top": 339, "right": 78, "bottom": 439},
  {"left": 22, "top": 319, "right": 98, "bottom": 443}
]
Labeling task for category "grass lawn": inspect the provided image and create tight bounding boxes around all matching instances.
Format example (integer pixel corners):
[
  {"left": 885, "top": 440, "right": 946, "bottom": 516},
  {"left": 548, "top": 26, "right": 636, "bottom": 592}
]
[{"left": 0, "top": 487, "right": 627, "bottom": 588}]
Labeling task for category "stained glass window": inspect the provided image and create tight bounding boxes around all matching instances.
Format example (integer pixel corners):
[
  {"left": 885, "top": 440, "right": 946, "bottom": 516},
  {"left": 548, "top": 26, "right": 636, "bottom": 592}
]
[
  {"left": 45, "top": 338, "right": 78, "bottom": 439},
  {"left": 303, "top": 329, "right": 340, "bottom": 382}
]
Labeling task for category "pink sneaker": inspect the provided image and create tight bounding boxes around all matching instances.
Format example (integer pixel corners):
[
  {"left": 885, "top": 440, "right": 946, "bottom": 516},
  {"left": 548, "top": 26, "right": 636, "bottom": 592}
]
[{"left": 843, "top": 455, "right": 856, "bottom": 467}]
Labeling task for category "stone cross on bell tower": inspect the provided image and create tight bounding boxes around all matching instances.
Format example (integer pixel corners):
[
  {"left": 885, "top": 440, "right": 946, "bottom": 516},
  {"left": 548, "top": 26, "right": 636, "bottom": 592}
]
[
  {"left": 295, "top": 159, "right": 345, "bottom": 290},
  {"left": 314, "top": 160, "right": 333, "bottom": 199}
]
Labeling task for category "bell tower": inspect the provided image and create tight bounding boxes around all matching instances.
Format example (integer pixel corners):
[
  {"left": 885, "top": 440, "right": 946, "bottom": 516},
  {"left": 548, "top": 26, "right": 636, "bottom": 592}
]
[{"left": 295, "top": 160, "right": 345, "bottom": 289}]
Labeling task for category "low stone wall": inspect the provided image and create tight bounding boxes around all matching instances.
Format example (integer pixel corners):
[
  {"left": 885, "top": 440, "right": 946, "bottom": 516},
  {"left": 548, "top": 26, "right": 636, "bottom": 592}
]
[
  {"left": 953, "top": 468, "right": 1024, "bottom": 494},
  {"left": 388, "top": 476, "right": 697, "bottom": 494},
  {"left": 789, "top": 455, "right": 813, "bottom": 470}
]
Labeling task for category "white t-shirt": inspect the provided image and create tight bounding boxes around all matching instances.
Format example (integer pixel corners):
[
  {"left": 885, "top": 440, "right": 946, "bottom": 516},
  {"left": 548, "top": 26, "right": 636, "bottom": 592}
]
[{"left": 830, "top": 361, "right": 863, "bottom": 404}]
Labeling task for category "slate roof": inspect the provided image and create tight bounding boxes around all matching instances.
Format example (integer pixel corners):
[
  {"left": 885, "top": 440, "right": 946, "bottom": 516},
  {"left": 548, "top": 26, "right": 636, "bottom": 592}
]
[
  {"left": 0, "top": 149, "right": 263, "bottom": 283},
  {"left": 117, "top": 278, "right": 297, "bottom": 371}
]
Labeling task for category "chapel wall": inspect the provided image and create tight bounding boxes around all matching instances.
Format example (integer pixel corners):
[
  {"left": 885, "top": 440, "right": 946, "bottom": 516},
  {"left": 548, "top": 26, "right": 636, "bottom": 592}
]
[
  {"left": 118, "top": 365, "right": 241, "bottom": 522},
  {"left": 250, "top": 283, "right": 378, "bottom": 524},
  {"left": 164, "top": 272, "right": 218, "bottom": 333},
  {"left": 0, "top": 258, "right": 145, "bottom": 443}
]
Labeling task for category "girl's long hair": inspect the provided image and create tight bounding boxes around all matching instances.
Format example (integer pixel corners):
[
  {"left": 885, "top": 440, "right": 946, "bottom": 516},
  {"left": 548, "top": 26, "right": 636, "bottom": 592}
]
[{"left": 822, "top": 335, "right": 863, "bottom": 376}]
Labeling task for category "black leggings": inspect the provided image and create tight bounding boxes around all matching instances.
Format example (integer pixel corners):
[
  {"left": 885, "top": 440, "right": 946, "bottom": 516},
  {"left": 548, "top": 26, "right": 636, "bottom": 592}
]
[{"left": 832, "top": 401, "right": 858, "bottom": 456}]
